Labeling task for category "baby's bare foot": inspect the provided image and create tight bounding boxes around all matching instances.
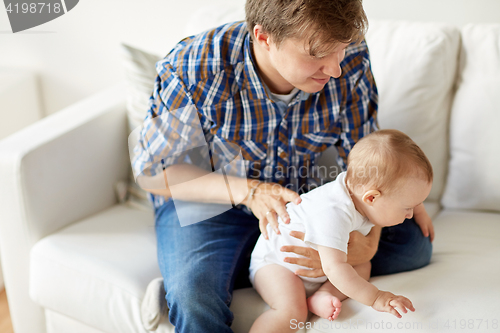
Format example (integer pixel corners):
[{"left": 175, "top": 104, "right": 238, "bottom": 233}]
[{"left": 307, "top": 291, "right": 342, "bottom": 321}]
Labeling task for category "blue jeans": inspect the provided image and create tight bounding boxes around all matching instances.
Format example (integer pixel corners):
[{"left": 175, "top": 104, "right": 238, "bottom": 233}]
[
  {"left": 371, "top": 217, "right": 433, "bottom": 276},
  {"left": 155, "top": 200, "right": 432, "bottom": 332},
  {"left": 155, "top": 200, "right": 260, "bottom": 333}
]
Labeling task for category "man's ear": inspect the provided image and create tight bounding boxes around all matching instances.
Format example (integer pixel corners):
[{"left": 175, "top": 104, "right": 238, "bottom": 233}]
[
  {"left": 362, "top": 190, "right": 381, "bottom": 206},
  {"left": 253, "top": 25, "right": 271, "bottom": 51}
]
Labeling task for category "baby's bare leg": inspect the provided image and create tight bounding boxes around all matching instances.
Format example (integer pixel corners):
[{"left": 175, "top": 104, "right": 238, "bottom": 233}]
[
  {"left": 307, "top": 262, "right": 371, "bottom": 321},
  {"left": 250, "top": 264, "right": 309, "bottom": 333}
]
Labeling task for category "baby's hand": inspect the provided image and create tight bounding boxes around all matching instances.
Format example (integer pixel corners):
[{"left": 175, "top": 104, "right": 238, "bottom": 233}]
[{"left": 371, "top": 291, "right": 415, "bottom": 318}]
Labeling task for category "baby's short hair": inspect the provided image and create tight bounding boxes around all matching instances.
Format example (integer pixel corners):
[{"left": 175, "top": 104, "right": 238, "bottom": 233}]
[{"left": 346, "top": 129, "right": 433, "bottom": 195}]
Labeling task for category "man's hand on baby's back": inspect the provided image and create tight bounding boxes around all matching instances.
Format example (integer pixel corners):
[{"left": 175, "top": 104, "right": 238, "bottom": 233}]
[
  {"left": 371, "top": 290, "right": 415, "bottom": 318},
  {"left": 246, "top": 182, "right": 301, "bottom": 239}
]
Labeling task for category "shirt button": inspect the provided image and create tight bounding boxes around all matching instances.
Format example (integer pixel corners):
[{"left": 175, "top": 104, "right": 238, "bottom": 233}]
[
  {"left": 171, "top": 132, "right": 179, "bottom": 139},
  {"left": 280, "top": 151, "right": 287, "bottom": 159}
]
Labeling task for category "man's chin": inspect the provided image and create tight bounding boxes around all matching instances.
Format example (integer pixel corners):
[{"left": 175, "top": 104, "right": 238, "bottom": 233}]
[
  {"left": 296, "top": 81, "right": 328, "bottom": 94},
  {"left": 300, "top": 86, "right": 324, "bottom": 94}
]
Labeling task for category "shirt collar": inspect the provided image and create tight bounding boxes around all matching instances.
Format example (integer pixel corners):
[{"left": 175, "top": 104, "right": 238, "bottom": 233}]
[
  {"left": 241, "top": 31, "right": 312, "bottom": 105},
  {"left": 242, "top": 33, "right": 268, "bottom": 100}
]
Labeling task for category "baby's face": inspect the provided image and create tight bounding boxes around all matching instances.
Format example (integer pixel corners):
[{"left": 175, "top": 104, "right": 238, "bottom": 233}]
[{"left": 367, "top": 178, "right": 432, "bottom": 227}]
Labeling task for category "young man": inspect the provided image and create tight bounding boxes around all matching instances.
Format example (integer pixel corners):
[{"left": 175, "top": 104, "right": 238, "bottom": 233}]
[{"left": 132, "top": 0, "right": 434, "bottom": 332}]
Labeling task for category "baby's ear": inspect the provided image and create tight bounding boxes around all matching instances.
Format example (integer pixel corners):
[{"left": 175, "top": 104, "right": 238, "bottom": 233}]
[{"left": 362, "top": 190, "right": 381, "bottom": 206}]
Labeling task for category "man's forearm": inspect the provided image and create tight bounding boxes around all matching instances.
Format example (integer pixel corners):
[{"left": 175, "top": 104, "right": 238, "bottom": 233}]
[{"left": 139, "top": 164, "right": 251, "bottom": 205}]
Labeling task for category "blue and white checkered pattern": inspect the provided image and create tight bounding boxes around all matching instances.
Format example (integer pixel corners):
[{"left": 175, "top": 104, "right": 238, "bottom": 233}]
[{"left": 132, "top": 21, "right": 379, "bottom": 209}]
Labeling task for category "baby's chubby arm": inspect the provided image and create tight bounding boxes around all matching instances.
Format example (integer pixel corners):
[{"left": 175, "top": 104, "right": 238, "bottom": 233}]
[
  {"left": 317, "top": 245, "right": 415, "bottom": 318},
  {"left": 317, "top": 245, "right": 378, "bottom": 305}
]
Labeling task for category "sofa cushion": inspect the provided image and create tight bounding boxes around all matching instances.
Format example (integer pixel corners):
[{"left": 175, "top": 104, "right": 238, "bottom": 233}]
[
  {"left": 441, "top": 24, "right": 500, "bottom": 212},
  {"left": 30, "top": 205, "right": 159, "bottom": 333},
  {"left": 45, "top": 309, "right": 110, "bottom": 333},
  {"left": 120, "top": 43, "right": 161, "bottom": 135},
  {"left": 29, "top": 204, "right": 276, "bottom": 333},
  {"left": 120, "top": 43, "right": 161, "bottom": 212},
  {"left": 306, "top": 209, "right": 500, "bottom": 332},
  {"left": 366, "top": 21, "right": 460, "bottom": 202}
]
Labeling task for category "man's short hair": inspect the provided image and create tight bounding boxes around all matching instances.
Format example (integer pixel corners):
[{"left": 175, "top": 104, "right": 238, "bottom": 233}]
[
  {"left": 245, "top": 0, "right": 368, "bottom": 57},
  {"left": 346, "top": 129, "right": 434, "bottom": 195}
]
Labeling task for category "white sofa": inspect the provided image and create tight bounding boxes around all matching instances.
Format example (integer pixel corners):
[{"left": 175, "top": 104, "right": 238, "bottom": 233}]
[
  {"left": 1, "top": 10, "right": 500, "bottom": 333},
  {"left": 0, "top": 68, "right": 42, "bottom": 290}
]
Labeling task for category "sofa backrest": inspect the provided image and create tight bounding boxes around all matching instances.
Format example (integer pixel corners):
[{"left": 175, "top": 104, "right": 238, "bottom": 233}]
[
  {"left": 185, "top": 11, "right": 463, "bottom": 202},
  {"left": 182, "top": 7, "right": 500, "bottom": 209},
  {"left": 366, "top": 21, "right": 461, "bottom": 202},
  {"left": 441, "top": 24, "right": 500, "bottom": 212},
  {"left": 186, "top": 9, "right": 463, "bottom": 202},
  {"left": 124, "top": 4, "right": 499, "bottom": 212}
]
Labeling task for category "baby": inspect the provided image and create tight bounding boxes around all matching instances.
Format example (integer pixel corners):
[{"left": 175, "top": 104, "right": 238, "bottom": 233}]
[{"left": 249, "top": 129, "right": 433, "bottom": 332}]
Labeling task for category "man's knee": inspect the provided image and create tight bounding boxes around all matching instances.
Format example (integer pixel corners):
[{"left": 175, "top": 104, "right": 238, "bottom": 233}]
[
  {"left": 411, "top": 233, "right": 432, "bottom": 269},
  {"left": 371, "top": 218, "right": 433, "bottom": 276},
  {"left": 166, "top": 272, "right": 233, "bottom": 322},
  {"left": 402, "top": 218, "right": 433, "bottom": 269}
]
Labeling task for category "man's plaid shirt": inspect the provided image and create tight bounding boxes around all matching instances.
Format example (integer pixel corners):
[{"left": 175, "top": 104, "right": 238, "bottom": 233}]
[{"left": 132, "top": 21, "right": 379, "bottom": 209}]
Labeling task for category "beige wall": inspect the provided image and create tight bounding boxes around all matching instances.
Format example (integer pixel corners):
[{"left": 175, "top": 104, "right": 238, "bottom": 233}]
[
  {"left": 0, "top": 0, "right": 499, "bottom": 117},
  {"left": 363, "top": 0, "right": 500, "bottom": 26}
]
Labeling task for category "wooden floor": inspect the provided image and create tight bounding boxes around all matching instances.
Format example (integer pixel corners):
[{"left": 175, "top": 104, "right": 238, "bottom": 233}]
[{"left": 0, "top": 288, "right": 14, "bottom": 333}]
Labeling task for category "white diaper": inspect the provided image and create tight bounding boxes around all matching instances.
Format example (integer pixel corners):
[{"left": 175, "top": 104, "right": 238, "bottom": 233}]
[{"left": 249, "top": 222, "right": 328, "bottom": 297}]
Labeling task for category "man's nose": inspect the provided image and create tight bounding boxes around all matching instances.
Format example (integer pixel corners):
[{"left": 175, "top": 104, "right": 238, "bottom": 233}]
[{"left": 322, "top": 56, "right": 343, "bottom": 78}]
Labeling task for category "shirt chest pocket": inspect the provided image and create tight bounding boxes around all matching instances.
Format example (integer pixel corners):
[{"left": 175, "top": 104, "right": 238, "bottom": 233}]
[
  {"left": 235, "top": 139, "right": 268, "bottom": 162},
  {"left": 293, "top": 131, "right": 336, "bottom": 158}
]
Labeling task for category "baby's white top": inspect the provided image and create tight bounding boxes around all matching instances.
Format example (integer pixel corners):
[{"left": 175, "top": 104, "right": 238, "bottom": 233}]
[{"left": 283, "top": 171, "right": 374, "bottom": 253}]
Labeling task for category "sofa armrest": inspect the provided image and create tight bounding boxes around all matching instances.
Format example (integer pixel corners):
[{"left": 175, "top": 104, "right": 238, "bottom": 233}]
[{"left": 0, "top": 83, "right": 129, "bottom": 333}]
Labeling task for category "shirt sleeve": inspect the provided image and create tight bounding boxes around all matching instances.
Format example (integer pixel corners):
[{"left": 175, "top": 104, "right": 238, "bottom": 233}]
[
  {"left": 131, "top": 61, "right": 212, "bottom": 182},
  {"left": 335, "top": 41, "right": 379, "bottom": 170}
]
